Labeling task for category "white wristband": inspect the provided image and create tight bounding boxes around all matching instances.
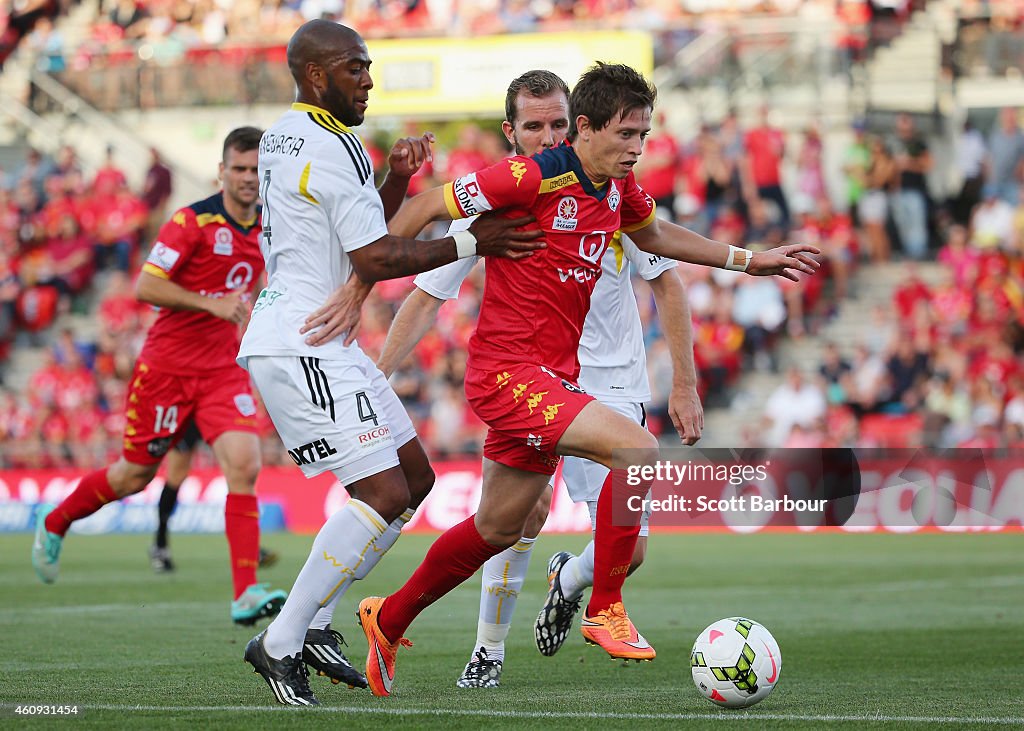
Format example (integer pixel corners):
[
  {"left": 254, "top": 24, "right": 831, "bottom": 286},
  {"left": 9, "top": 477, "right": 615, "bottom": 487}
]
[
  {"left": 725, "top": 245, "right": 751, "bottom": 272},
  {"left": 452, "top": 230, "right": 477, "bottom": 259}
]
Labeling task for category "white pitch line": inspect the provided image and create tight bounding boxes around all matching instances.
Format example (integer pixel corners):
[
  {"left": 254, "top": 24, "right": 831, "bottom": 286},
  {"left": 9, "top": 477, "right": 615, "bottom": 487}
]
[{"left": 68, "top": 705, "right": 1024, "bottom": 725}]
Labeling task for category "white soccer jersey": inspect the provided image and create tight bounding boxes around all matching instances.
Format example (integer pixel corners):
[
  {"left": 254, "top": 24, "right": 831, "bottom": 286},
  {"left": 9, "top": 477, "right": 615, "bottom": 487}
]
[
  {"left": 238, "top": 103, "right": 388, "bottom": 367},
  {"left": 578, "top": 233, "right": 676, "bottom": 402},
  {"left": 414, "top": 228, "right": 676, "bottom": 402}
]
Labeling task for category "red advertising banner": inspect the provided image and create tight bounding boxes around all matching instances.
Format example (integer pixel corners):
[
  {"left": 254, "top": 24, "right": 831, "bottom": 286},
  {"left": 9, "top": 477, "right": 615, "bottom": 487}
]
[{"left": 0, "top": 453, "right": 1020, "bottom": 534}]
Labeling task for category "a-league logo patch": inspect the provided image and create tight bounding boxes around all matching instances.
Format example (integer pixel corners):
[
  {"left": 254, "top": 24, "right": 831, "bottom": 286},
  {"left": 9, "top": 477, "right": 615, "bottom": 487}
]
[
  {"left": 213, "top": 227, "right": 234, "bottom": 256},
  {"left": 146, "top": 242, "right": 181, "bottom": 272},
  {"left": 553, "top": 196, "right": 578, "bottom": 231},
  {"left": 234, "top": 393, "right": 257, "bottom": 417}
]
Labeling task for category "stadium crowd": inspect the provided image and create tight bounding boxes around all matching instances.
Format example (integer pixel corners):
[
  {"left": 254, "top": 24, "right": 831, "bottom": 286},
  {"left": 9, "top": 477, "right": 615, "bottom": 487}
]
[{"left": 2, "top": 95, "right": 1023, "bottom": 465}]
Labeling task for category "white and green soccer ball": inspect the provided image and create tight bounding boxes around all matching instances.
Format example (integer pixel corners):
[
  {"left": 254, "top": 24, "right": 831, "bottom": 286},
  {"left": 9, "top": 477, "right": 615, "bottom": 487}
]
[{"left": 690, "top": 617, "right": 782, "bottom": 709}]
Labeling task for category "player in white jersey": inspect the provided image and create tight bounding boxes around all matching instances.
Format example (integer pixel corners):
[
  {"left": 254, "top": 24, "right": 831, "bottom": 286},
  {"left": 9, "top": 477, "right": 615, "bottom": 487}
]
[
  {"left": 237, "top": 20, "right": 543, "bottom": 706},
  {"left": 373, "top": 70, "right": 703, "bottom": 688}
]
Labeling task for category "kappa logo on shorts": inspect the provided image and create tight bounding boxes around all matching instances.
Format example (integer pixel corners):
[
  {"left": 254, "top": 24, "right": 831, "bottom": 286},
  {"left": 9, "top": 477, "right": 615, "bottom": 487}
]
[
  {"left": 526, "top": 391, "right": 549, "bottom": 414},
  {"left": 526, "top": 433, "right": 543, "bottom": 449},
  {"left": 234, "top": 393, "right": 257, "bottom": 417},
  {"left": 288, "top": 438, "right": 338, "bottom": 466},
  {"left": 357, "top": 425, "right": 392, "bottom": 449},
  {"left": 542, "top": 403, "right": 566, "bottom": 425},
  {"left": 147, "top": 437, "right": 173, "bottom": 458}
]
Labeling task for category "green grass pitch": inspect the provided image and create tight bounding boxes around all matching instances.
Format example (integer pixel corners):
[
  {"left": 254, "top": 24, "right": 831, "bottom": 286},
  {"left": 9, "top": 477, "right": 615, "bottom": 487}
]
[{"left": 2, "top": 531, "right": 1023, "bottom": 729}]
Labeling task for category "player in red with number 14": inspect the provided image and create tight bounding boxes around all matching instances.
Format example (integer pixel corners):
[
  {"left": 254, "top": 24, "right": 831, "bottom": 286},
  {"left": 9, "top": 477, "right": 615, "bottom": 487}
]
[{"left": 32, "top": 128, "right": 288, "bottom": 627}]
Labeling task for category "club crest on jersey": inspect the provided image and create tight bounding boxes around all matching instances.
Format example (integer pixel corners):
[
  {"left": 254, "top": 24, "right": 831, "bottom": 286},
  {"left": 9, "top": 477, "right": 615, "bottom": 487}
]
[
  {"left": 234, "top": 393, "right": 257, "bottom": 417},
  {"left": 146, "top": 242, "right": 180, "bottom": 272},
  {"left": 552, "top": 196, "right": 578, "bottom": 231},
  {"left": 607, "top": 187, "right": 621, "bottom": 212},
  {"left": 213, "top": 227, "right": 234, "bottom": 256}
]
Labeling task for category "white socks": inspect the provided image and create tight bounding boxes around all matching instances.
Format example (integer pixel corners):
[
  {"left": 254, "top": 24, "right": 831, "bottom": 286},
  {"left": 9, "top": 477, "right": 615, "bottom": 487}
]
[
  {"left": 471, "top": 536, "right": 536, "bottom": 664},
  {"left": 308, "top": 508, "right": 414, "bottom": 631},
  {"left": 558, "top": 539, "right": 596, "bottom": 602},
  {"left": 263, "top": 499, "right": 387, "bottom": 660}
]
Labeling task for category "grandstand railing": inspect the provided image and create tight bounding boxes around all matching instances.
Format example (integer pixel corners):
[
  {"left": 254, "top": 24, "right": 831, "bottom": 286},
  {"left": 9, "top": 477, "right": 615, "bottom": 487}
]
[
  {"left": 25, "top": 69, "right": 208, "bottom": 198},
  {"left": 654, "top": 16, "right": 854, "bottom": 94},
  {"left": 952, "top": 14, "right": 1024, "bottom": 80}
]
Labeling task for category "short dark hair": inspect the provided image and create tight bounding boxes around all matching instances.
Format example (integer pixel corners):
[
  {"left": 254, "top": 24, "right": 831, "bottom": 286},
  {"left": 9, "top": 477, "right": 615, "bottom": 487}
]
[
  {"left": 223, "top": 126, "right": 263, "bottom": 161},
  {"left": 568, "top": 62, "right": 657, "bottom": 142},
  {"left": 504, "top": 70, "right": 570, "bottom": 126}
]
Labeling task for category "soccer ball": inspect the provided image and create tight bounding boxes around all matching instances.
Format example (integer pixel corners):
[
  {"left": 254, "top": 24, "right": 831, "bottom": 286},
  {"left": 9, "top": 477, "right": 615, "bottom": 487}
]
[{"left": 690, "top": 617, "right": 782, "bottom": 709}]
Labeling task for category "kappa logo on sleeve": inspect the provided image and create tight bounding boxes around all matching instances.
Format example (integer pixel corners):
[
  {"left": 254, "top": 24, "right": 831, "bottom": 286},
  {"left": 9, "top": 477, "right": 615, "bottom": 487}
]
[
  {"left": 146, "top": 242, "right": 181, "bottom": 272},
  {"left": 508, "top": 160, "right": 527, "bottom": 187}
]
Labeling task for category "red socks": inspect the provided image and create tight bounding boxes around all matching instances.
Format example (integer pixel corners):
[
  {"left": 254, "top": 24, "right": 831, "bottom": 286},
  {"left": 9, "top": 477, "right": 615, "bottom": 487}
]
[
  {"left": 225, "top": 493, "right": 260, "bottom": 600},
  {"left": 379, "top": 515, "right": 502, "bottom": 642},
  {"left": 45, "top": 468, "right": 118, "bottom": 537},
  {"left": 588, "top": 469, "right": 646, "bottom": 614}
]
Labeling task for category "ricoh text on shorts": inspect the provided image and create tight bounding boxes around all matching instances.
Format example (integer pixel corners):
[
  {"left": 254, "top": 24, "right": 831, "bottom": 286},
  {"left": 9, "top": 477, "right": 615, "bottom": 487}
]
[{"left": 246, "top": 351, "right": 416, "bottom": 484}]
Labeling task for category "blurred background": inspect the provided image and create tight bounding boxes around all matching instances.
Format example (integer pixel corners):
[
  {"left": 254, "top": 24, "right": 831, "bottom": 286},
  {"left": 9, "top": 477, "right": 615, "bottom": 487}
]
[{"left": 1, "top": 0, "right": 1023, "bottom": 474}]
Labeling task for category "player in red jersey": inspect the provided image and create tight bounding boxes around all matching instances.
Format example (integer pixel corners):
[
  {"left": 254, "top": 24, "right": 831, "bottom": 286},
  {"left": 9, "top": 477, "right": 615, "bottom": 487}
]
[
  {"left": 32, "top": 128, "right": 288, "bottom": 626},
  {"left": 356, "top": 63, "right": 821, "bottom": 696}
]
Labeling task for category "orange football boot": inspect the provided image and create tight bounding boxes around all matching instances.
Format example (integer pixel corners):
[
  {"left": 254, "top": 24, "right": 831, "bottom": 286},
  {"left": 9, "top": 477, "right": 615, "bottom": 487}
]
[
  {"left": 580, "top": 601, "right": 656, "bottom": 661},
  {"left": 356, "top": 596, "right": 412, "bottom": 697}
]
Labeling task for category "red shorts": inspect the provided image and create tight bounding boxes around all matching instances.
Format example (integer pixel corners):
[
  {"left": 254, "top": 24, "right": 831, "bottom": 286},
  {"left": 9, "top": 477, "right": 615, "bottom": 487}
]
[
  {"left": 465, "top": 361, "right": 594, "bottom": 475},
  {"left": 122, "top": 360, "right": 260, "bottom": 465}
]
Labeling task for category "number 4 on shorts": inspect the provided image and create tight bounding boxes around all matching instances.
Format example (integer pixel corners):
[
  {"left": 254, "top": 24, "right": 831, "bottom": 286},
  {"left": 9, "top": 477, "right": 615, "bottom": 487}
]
[{"left": 355, "top": 392, "right": 378, "bottom": 426}]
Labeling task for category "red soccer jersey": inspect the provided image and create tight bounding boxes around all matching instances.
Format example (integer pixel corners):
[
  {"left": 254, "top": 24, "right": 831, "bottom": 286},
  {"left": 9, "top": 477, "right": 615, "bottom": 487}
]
[
  {"left": 443, "top": 142, "right": 656, "bottom": 379},
  {"left": 139, "top": 192, "right": 264, "bottom": 374}
]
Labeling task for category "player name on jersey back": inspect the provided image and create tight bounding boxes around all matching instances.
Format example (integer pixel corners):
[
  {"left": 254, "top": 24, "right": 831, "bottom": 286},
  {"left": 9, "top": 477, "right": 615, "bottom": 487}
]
[{"left": 238, "top": 103, "right": 388, "bottom": 367}]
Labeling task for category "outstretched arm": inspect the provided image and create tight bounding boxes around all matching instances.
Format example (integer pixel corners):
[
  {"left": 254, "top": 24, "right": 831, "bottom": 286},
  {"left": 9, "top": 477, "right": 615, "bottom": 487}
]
[
  {"left": 377, "top": 287, "right": 445, "bottom": 378},
  {"left": 387, "top": 186, "right": 450, "bottom": 238},
  {"left": 628, "top": 218, "right": 820, "bottom": 281},
  {"left": 647, "top": 268, "right": 702, "bottom": 445}
]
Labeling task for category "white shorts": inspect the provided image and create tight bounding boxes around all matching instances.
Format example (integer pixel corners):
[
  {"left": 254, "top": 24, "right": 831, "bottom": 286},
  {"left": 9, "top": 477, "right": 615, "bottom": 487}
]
[
  {"left": 561, "top": 400, "right": 651, "bottom": 537},
  {"left": 246, "top": 351, "right": 416, "bottom": 484}
]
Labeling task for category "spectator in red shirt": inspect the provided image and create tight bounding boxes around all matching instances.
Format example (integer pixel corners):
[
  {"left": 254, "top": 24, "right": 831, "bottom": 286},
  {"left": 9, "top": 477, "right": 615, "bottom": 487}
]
[
  {"left": 92, "top": 180, "right": 147, "bottom": 271},
  {"left": 93, "top": 145, "right": 128, "bottom": 193},
  {"left": 893, "top": 268, "right": 932, "bottom": 320},
  {"left": 635, "top": 111, "right": 680, "bottom": 221},
  {"left": 743, "top": 105, "right": 790, "bottom": 229}
]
